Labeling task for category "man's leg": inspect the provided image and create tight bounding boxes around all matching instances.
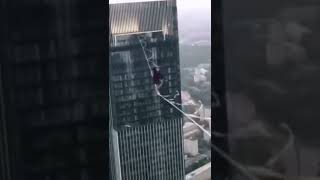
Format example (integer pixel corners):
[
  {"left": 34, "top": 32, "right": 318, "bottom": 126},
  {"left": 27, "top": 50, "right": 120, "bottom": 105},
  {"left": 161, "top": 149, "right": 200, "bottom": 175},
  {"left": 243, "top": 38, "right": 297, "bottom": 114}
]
[{"left": 154, "top": 84, "right": 160, "bottom": 95}]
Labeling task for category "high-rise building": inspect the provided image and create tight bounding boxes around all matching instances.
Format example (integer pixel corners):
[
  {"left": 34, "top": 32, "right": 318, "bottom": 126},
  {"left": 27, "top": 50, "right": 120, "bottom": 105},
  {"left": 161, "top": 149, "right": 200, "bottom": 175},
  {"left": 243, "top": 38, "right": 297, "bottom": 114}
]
[
  {"left": 109, "top": 0, "right": 185, "bottom": 179},
  {"left": 0, "top": 1, "right": 108, "bottom": 179}
]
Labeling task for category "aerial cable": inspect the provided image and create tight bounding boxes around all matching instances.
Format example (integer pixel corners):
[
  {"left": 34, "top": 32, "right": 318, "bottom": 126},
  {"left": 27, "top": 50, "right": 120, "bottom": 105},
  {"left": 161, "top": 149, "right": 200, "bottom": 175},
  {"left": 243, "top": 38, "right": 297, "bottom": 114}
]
[
  {"left": 158, "top": 93, "right": 211, "bottom": 136},
  {"left": 138, "top": 35, "right": 215, "bottom": 137},
  {"left": 159, "top": 95, "right": 258, "bottom": 180},
  {"left": 186, "top": 114, "right": 211, "bottom": 120},
  {"left": 138, "top": 35, "right": 211, "bottom": 135},
  {"left": 138, "top": 36, "right": 153, "bottom": 76},
  {"left": 138, "top": 35, "right": 260, "bottom": 180}
]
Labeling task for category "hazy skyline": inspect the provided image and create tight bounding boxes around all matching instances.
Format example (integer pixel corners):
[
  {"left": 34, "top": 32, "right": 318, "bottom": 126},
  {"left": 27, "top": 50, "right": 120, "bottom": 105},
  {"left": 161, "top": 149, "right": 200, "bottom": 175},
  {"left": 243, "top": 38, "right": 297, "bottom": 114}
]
[
  {"left": 109, "top": 0, "right": 210, "bottom": 12},
  {"left": 108, "top": 0, "right": 211, "bottom": 44}
]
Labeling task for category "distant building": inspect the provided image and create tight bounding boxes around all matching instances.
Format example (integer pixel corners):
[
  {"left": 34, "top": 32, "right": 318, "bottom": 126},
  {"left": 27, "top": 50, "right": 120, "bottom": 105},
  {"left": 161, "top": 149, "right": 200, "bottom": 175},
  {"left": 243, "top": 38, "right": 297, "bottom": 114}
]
[
  {"left": 204, "top": 128, "right": 211, "bottom": 143},
  {"left": 181, "top": 91, "right": 198, "bottom": 114},
  {"left": 186, "top": 163, "right": 211, "bottom": 180},
  {"left": 184, "top": 122, "right": 201, "bottom": 139},
  {"left": 185, "top": 154, "right": 208, "bottom": 171},
  {"left": 183, "top": 104, "right": 198, "bottom": 115},
  {"left": 200, "top": 108, "right": 211, "bottom": 129},
  {"left": 194, "top": 67, "right": 208, "bottom": 83},
  {"left": 184, "top": 129, "right": 202, "bottom": 139},
  {"left": 181, "top": 91, "right": 192, "bottom": 102},
  {"left": 184, "top": 138, "right": 199, "bottom": 156},
  {"left": 184, "top": 122, "right": 197, "bottom": 132}
]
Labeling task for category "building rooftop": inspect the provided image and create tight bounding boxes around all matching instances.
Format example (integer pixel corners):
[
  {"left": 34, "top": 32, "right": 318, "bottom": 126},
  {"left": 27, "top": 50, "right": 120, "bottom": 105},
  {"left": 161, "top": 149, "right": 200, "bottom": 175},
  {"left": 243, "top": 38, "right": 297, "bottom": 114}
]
[
  {"left": 184, "top": 128, "right": 201, "bottom": 139},
  {"left": 110, "top": 0, "right": 173, "bottom": 35},
  {"left": 184, "top": 122, "right": 195, "bottom": 129},
  {"left": 186, "top": 162, "right": 211, "bottom": 180}
]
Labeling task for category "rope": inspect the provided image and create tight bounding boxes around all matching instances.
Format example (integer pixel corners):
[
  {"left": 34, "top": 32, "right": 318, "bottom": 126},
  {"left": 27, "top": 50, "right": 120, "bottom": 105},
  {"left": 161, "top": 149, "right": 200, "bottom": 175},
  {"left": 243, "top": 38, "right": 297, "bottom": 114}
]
[
  {"left": 139, "top": 36, "right": 212, "bottom": 136},
  {"left": 158, "top": 94, "right": 211, "bottom": 137},
  {"left": 186, "top": 114, "right": 211, "bottom": 120},
  {"left": 159, "top": 93, "right": 260, "bottom": 180},
  {"left": 138, "top": 35, "right": 259, "bottom": 180},
  {"left": 138, "top": 36, "right": 153, "bottom": 76}
]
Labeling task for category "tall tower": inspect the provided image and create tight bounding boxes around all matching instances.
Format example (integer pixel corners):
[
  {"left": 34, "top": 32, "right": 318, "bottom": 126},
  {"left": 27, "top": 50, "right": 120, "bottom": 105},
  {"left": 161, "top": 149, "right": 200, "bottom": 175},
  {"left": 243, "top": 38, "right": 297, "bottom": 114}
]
[{"left": 109, "top": 0, "right": 185, "bottom": 179}]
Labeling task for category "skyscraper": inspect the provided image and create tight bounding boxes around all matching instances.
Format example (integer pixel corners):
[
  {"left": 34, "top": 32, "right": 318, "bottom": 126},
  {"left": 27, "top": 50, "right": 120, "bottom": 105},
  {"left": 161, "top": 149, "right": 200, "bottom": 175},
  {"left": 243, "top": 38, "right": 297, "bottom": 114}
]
[{"left": 109, "top": 0, "right": 185, "bottom": 179}]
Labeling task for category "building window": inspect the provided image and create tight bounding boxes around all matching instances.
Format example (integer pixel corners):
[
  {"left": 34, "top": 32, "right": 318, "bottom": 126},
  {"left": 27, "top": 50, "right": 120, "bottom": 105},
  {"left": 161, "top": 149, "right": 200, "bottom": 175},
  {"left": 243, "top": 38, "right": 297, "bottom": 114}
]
[
  {"left": 112, "top": 75, "right": 122, "bottom": 81},
  {"left": 114, "top": 82, "right": 123, "bottom": 89}
]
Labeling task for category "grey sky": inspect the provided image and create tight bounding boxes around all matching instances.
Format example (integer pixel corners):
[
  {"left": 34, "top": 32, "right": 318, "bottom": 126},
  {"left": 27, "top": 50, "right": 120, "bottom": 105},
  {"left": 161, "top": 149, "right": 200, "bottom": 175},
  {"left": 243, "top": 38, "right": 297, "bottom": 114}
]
[
  {"left": 109, "top": 0, "right": 211, "bottom": 13},
  {"left": 109, "top": 0, "right": 211, "bottom": 43}
]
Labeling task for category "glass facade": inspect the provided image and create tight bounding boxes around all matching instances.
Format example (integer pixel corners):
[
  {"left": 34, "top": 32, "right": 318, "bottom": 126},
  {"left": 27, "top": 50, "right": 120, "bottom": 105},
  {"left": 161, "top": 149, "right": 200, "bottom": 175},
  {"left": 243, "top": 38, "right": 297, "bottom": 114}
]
[
  {"left": 109, "top": 0, "right": 184, "bottom": 179},
  {"left": 118, "top": 119, "right": 184, "bottom": 180},
  {"left": 110, "top": 35, "right": 181, "bottom": 126}
]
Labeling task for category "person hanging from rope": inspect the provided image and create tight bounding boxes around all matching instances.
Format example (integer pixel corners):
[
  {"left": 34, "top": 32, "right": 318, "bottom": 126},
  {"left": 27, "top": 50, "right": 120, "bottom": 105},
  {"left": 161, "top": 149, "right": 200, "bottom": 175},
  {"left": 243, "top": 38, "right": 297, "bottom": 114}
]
[{"left": 152, "top": 66, "right": 164, "bottom": 95}]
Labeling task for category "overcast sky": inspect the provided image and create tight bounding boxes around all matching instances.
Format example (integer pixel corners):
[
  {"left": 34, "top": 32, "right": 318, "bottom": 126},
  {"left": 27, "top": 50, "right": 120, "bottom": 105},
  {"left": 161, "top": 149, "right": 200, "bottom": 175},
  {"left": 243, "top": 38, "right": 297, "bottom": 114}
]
[
  {"left": 109, "top": 0, "right": 211, "bottom": 43},
  {"left": 108, "top": 0, "right": 211, "bottom": 14}
]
